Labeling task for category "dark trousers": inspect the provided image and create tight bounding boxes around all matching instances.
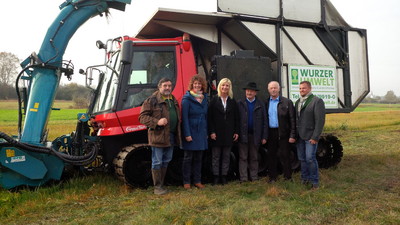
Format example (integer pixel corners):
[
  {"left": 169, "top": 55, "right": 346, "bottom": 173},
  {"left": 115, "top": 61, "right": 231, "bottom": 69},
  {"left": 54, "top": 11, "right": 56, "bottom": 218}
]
[
  {"left": 266, "top": 128, "right": 292, "bottom": 180},
  {"left": 212, "top": 146, "right": 231, "bottom": 176},
  {"left": 238, "top": 134, "right": 259, "bottom": 181},
  {"left": 182, "top": 150, "right": 204, "bottom": 184}
]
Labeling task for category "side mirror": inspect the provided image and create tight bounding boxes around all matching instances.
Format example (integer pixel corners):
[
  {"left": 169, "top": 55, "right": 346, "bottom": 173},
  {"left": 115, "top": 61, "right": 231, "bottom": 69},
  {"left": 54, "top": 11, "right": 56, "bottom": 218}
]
[
  {"left": 120, "top": 40, "right": 133, "bottom": 64},
  {"left": 85, "top": 67, "right": 103, "bottom": 90}
]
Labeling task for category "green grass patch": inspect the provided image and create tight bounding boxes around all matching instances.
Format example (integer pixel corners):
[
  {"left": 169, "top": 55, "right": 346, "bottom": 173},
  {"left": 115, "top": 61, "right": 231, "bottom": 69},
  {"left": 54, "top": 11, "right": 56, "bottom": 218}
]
[
  {"left": 0, "top": 109, "right": 83, "bottom": 122},
  {"left": 0, "top": 100, "right": 85, "bottom": 139}
]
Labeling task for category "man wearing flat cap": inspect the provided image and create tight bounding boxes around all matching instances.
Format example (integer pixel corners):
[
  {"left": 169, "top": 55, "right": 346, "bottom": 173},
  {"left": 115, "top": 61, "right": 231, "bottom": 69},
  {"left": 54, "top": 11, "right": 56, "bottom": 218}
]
[{"left": 237, "top": 82, "right": 268, "bottom": 182}]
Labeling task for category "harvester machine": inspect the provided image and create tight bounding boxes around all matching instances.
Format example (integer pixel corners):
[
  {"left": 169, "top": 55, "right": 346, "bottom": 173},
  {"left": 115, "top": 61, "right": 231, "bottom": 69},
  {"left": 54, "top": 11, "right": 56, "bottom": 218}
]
[{"left": 0, "top": 0, "right": 369, "bottom": 189}]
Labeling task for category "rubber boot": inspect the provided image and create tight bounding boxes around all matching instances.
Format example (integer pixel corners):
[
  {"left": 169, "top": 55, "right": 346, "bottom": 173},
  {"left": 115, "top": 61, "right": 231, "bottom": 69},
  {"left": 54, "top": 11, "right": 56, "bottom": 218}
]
[
  {"left": 161, "top": 167, "right": 168, "bottom": 188},
  {"left": 152, "top": 169, "right": 168, "bottom": 195}
]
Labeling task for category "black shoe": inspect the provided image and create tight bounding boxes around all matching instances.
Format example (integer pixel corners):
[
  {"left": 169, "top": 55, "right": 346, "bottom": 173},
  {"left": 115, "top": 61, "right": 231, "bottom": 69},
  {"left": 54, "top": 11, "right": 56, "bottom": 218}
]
[
  {"left": 268, "top": 178, "right": 276, "bottom": 184},
  {"left": 284, "top": 177, "right": 293, "bottom": 182},
  {"left": 311, "top": 183, "right": 319, "bottom": 190},
  {"left": 213, "top": 176, "right": 220, "bottom": 186},
  {"left": 221, "top": 176, "right": 227, "bottom": 185},
  {"left": 250, "top": 177, "right": 259, "bottom": 182}
]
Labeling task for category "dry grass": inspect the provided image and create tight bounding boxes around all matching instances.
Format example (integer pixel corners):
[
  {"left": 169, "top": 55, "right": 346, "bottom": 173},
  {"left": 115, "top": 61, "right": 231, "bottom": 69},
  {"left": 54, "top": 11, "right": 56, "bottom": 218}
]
[{"left": 325, "top": 110, "right": 400, "bottom": 131}]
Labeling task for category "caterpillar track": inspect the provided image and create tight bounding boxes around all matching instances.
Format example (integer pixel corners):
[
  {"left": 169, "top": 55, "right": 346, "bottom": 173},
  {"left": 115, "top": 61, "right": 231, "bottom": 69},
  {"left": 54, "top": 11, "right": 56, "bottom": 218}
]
[{"left": 113, "top": 144, "right": 152, "bottom": 188}]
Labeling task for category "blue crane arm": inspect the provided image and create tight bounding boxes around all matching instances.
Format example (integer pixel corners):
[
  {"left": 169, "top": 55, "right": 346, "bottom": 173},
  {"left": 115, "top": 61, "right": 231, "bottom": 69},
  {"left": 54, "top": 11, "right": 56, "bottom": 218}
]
[{"left": 20, "top": 0, "right": 131, "bottom": 144}]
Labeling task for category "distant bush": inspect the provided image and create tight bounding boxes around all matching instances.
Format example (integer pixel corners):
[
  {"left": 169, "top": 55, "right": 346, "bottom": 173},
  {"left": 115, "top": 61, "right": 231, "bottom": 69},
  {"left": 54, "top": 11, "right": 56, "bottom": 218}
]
[
  {"left": 0, "top": 82, "right": 92, "bottom": 101},
  {"left": 72, "top": 96, "right": 89, "bottom": 109},
  {"left": 0, "top": 84, "right": 17, "bottom": 100},
  {"left": 56, "top": 83, "right": 91, "bottom": 101}
]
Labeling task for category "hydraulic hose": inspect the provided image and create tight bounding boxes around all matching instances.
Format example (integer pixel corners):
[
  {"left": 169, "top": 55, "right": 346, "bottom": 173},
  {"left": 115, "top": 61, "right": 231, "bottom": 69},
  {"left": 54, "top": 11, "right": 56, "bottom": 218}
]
[
  {"left": 15, "top": 61, "right": 72, "bottom": 137},
  {"left": 0, "top": 131, "right": 98, "bottom": 166},
  {"left": 15, "top": 65, "right": 36, "bottom": 136}
]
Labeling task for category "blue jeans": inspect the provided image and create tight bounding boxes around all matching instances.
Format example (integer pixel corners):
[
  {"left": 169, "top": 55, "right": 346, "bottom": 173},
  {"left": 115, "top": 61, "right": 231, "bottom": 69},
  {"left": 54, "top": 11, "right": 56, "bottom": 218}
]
[
  {"left": 182, "top": 150, "right": 204, "bottom": 184},
  {"left": 151, "top": 133, "right": 175, "bottom": 169},
  {"left": 296, "top": 139, "right": 319, "bottom": 184}
]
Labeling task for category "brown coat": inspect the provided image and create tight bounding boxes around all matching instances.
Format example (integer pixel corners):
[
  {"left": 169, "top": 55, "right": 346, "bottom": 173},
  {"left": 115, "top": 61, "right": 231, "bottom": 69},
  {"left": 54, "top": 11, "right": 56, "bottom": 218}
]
[{"left": 139, "top": 91, "right": 181, "bottom": 148}]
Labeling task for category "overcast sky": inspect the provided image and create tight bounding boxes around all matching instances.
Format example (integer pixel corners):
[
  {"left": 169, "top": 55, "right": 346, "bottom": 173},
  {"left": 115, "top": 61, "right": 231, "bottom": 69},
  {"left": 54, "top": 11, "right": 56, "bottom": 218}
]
[{"left": 1, "top": 0, "right": 399, "bottom": 96}]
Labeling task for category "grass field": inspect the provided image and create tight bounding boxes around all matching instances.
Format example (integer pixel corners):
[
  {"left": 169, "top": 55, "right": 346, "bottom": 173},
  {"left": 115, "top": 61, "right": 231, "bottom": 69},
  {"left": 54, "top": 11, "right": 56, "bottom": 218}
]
[
  {"left": 0, "top": 100, "right": 83, "bottom": 139},
  {"left": 354, "top": 103, "right": 400, "bottom": 112},
  {"left": 1, "top": 101, "right": 400, "bottom": 224}
]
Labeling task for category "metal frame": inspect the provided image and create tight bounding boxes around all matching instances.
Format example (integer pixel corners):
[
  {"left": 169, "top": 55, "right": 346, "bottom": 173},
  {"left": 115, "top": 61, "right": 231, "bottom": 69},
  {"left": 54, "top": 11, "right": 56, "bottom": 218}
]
[{"left": 136, "top": 0, "right": 369, "bottom": 113}]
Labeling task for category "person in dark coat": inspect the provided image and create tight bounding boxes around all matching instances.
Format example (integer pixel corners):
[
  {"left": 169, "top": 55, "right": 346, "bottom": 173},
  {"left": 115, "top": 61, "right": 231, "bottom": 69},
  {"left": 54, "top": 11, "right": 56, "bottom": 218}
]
[
  {"left": 181, "top": 75, "right": 208, "bottom": 189},
  {"left": 265, "top": 81, "right": 296, "bottom": 183},
  {"left": 208, "top": 78, "right": 239, "bottom": 185},
  {"left": 237, "top": 82, "right": 268, "bottom": 182}
]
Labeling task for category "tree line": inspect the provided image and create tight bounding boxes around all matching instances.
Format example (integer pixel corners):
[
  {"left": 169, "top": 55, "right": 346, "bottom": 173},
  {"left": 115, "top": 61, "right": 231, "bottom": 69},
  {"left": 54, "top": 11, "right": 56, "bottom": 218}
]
[
  {"left": 1, "top": 81, "right": 92, "bottom": 107},
  {"left": 0, "top": 52, "right": 91, "bottom": 107},
  {"left": 363, "top": 91, "right": 400, "bottom": 104}
]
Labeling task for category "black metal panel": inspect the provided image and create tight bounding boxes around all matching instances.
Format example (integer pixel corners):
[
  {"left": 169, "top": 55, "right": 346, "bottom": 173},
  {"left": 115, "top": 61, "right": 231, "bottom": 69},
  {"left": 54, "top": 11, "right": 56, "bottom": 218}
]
[{"left": 212, "top": 52, "right": 272, "bottom": 100}]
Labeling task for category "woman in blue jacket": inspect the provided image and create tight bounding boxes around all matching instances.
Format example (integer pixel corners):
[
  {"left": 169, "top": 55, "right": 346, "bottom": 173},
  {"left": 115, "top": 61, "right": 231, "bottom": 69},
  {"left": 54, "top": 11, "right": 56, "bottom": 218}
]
[{"left": 181, "top": 75, "right": 208, "bottom": 189}]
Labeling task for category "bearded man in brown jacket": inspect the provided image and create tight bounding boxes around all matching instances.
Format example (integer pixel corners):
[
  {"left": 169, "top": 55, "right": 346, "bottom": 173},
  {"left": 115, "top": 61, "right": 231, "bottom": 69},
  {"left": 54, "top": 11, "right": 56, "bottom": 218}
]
[{"left": 139, "top": 78, "right": 181, "bottom": 195}]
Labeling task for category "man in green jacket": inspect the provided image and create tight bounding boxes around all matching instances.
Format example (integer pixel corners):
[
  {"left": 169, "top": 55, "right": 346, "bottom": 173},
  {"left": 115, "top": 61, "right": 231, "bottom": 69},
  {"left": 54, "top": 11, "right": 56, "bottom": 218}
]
[{"left": 295, "top": 81, "right": 325, "bottom": 190}]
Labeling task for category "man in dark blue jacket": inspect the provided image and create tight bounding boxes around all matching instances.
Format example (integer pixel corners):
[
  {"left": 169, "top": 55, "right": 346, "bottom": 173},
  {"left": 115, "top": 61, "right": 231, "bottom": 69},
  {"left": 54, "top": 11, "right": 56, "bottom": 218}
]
[{"left": 237, "top": 82, "right": 268, "bottom": 182}]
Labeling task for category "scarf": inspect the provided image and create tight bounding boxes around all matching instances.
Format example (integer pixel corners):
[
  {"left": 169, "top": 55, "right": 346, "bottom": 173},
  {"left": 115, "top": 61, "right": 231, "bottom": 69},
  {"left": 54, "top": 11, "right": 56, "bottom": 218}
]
[
  {"left": 190, "top": 90, "right": 204, "bottom": 103},
  {"left": 298, "top": 92, "right": 313, "bottom": 113}
]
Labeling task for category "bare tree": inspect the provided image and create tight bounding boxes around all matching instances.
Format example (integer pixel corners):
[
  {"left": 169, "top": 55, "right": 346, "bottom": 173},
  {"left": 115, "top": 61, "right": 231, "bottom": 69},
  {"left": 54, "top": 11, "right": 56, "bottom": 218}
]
[{"left": 0, "top": 52, "right": 20, "bottom": 86}]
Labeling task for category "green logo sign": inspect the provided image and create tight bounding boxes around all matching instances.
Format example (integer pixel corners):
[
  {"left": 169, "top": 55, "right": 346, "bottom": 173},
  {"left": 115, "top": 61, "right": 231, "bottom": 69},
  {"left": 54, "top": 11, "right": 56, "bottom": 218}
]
[
  {"left": 291, "top": 69, "right": 299, "bottom": 85},
  {"left": 288, "top": 65, "right": 338, "bottom": 109}
]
